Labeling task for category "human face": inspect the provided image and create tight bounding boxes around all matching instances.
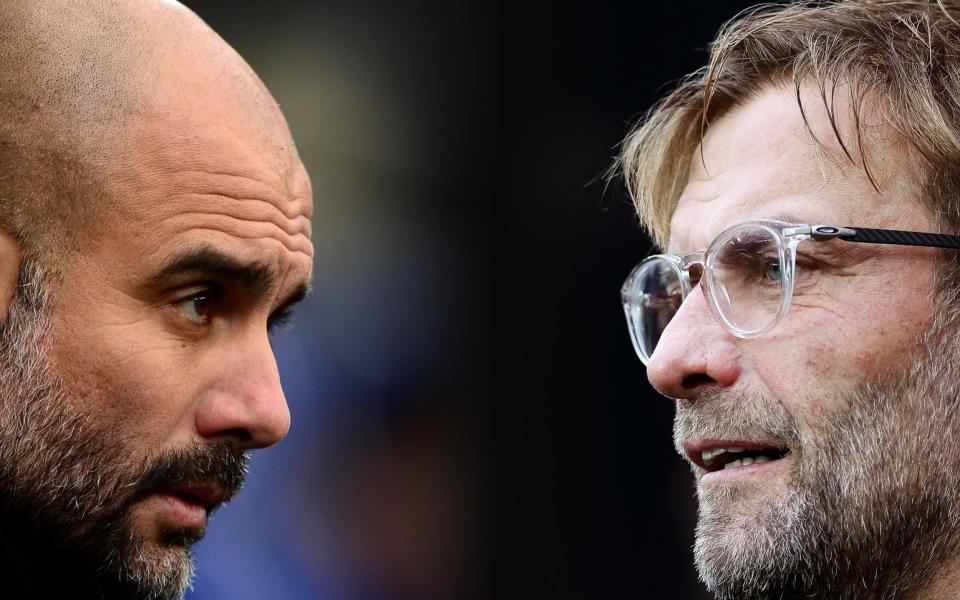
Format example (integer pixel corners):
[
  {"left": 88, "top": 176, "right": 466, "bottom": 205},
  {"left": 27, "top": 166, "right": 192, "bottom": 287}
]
[
  {"left": 0, "top": 274, "right": 250, "bottom": 599},
  {"left": 30, "top": 67, "right": 313, "bottom": 600},
  {"left": 650, "top": 85, "right": 959, "bottom": 597}
]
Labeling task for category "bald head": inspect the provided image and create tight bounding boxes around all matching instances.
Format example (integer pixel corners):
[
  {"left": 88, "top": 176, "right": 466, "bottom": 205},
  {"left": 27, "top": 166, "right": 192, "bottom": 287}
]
[
  {"left": 0, "top": 0, "right": 296, "bottom": 265},
  {"left": 0, "top": 1, "right": 143, "bottom": 131},
  {"left": 0, "top": 4, "right": 313, "bottom": 597}
]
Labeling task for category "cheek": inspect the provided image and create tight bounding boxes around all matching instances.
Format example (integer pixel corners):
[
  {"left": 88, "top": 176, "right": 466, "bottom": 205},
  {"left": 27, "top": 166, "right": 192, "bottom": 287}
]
[
  {"left": 745, "top": 269, "right": 932, "bottom": 413},
  {"left": 49, "top": 315, "right": 201, "bottom": 446}
]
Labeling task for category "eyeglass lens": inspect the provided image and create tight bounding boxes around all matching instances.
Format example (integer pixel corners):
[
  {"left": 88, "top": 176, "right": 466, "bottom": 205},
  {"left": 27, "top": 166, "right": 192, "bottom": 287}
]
[
  {"left": 625, "top": 223, "right": 787, "bottom": 363},
  {"left": 708, "top": 225, "right": 785, "bottom": 334},
  {"left": 625, "top": 259, "right": 683, "bottom": 362}
]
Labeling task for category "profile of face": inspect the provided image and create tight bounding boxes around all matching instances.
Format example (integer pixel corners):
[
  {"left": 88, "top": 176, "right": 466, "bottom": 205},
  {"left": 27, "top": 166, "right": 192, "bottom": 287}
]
[
  {"left": 0, "top": 3, "right": 313, "bottom": 600},
  {"left": 649, "top": 85, "right": 960, "bottom": 599}
]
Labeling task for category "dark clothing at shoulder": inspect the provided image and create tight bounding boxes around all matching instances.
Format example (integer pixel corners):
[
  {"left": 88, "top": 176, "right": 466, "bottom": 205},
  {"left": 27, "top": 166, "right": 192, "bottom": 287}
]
[{"left": 0, "top": 524, "right": 111, "bottom": 599}]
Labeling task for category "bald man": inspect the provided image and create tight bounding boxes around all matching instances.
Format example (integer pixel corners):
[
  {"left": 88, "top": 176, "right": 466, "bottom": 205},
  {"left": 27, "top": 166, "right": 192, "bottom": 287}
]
[{"left": 0, "top": 2, "right": 312, "bottom": 599}]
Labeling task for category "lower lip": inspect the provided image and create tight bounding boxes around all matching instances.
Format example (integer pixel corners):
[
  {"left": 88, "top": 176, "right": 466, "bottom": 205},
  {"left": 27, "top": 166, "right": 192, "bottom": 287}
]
[
  {"left": 154, "top": 492, "right": 208, "bottom": 528},
  {"left": 700, "top": 456, "right": 788, "bottom": 484}
]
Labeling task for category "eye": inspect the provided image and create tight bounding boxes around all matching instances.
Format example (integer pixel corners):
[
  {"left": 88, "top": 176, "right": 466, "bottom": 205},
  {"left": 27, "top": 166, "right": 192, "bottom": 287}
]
[
  {"left": 174, "top": 289, "right": 216, "bottom": 325},
  {"left": 764, "top": 260, "right": 782, "bottom": 282}
]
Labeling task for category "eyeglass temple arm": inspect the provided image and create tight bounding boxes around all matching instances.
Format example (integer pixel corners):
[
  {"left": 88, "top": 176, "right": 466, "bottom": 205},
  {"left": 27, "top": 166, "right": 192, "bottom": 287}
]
[{"left": 800, "top": 225, "right": 960, "bottom": 250}]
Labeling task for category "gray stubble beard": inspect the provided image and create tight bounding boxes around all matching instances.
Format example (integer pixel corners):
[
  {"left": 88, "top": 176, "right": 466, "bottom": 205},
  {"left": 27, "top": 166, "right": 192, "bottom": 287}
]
[
  {"left": 0, "top": 262, "right": 194, "bottom": 600},
  {"left": 678, "top": 315, "right": 960, "bottom": 600}
]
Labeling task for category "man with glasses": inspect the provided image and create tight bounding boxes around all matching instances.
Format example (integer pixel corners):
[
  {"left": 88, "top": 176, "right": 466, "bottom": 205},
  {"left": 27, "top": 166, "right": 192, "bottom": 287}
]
[{"left": 617, "top": 2, "right": 960, "bottom": 599}]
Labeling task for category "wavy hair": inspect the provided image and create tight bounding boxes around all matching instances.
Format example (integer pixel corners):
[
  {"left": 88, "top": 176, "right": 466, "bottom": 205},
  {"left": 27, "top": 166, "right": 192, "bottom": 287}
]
[{"left": 616, "top": 1, "right": 960, "bottom": 249}]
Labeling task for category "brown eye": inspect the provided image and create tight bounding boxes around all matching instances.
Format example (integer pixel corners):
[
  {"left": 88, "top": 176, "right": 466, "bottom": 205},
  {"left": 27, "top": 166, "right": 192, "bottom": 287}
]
[{"left": 176, "top": 291, "right": 213, "bottom": 325}]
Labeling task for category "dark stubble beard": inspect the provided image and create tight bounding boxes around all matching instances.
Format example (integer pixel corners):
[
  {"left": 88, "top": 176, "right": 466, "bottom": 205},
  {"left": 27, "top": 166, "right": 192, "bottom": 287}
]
[
  {"left": 674, "top": 311, "right": 960, "bottom": 600},
  {"left": 0, "top": 262, "right": 249, "bottom": 600}
]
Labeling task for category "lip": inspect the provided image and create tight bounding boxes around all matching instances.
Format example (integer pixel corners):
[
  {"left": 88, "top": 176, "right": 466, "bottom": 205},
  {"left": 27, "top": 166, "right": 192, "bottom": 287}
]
[
  {"left": 160, "top": 482, "right": 227, "bottom": 510},
  {"left": 154, "top": 492, "right": 209, "bottom": 529},
  {"left": 683, "top": 438, "right": 791, "bottom": 476},
  {"left": 149, "top": 482, "right": 226, "bottom": 529},
  {"left": 699, "top": 453, "right": 789, "bottom": 484}
]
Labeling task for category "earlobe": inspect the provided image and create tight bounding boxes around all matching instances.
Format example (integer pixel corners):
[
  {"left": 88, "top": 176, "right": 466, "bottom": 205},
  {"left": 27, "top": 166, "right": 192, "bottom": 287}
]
[{"left": 0, "top": 229, "right": 24, "bottom": 327}]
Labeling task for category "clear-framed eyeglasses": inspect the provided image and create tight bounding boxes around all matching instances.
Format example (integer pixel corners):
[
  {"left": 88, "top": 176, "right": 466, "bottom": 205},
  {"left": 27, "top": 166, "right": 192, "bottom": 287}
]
[{"left": 621, "top": 219, "right": 960, "bottom": 365}]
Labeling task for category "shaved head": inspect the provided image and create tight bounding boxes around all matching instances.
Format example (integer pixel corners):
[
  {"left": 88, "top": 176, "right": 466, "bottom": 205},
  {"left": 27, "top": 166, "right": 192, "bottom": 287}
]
[
  {"left": 0, "top": 2, "right": 313, "bottom": 599},
  {"left": 0, "top": 0, "right": 293, "bottom": 266}
]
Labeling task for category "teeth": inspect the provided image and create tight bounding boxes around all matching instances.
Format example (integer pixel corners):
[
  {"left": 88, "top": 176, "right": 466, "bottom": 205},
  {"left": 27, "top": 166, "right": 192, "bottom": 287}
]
[
  {"left": 701, "top": 447, "right": 779, "bottom": 469},
  {"left": 702, "top": 448, "right": 720, "bottom": 464},
  {"left": 701, "top": 446, "right": 745, "bottom": 463}
]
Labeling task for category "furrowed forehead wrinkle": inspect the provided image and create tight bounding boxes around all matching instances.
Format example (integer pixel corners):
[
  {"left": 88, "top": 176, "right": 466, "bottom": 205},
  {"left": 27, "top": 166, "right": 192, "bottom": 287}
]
[{"left": 126, "top": 122, "right": 314, "bottom": 229}]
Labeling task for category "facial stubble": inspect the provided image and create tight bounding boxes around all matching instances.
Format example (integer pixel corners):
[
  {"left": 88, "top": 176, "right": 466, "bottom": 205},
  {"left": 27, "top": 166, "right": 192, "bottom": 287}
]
[
  {"left": 675, "top": 318, "right": 960, "bottom": 600},
  {"left": 0, "top": 263, "right": 249, "bottom": 600}
]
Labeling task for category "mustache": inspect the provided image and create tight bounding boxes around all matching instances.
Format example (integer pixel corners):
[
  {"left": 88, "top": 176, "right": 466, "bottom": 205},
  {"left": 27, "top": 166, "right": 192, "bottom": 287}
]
[
  {"left": 673, "top": 388, "right": 802, "bottom": 455},
  {"left": 129, "top": 442, "right": 249, "bottom": 505}
]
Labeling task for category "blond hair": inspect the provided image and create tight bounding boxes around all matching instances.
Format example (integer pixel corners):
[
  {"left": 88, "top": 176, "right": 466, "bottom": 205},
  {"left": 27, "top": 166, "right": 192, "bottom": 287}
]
[{"left": 617, "top": 0, "right": 960, "bottom": 249}]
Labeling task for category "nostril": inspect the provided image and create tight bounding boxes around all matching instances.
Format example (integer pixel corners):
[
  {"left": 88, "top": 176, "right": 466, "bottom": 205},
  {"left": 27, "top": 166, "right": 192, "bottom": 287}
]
[
  {"left": 681, "top": 373, "right": 715, "bottom": 389},
  {"left": 219, "top": 428, "right": 253, "bottom": 443}
]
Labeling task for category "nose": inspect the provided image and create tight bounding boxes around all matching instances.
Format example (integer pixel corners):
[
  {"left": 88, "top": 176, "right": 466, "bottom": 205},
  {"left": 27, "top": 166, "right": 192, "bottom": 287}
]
[
  {"left": 194, "top": 329, "right": 291, "bottom": 450},
  {"left": 645, "top": 285, "right": 741, "bottom": 400}
]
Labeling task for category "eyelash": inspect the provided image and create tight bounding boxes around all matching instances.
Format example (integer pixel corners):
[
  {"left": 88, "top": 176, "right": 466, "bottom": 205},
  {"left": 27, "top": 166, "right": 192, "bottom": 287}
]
[
  {"left": 267, "top": 307, "right": 294, "bottom": 333},
  {"left": 172, "top": 286, "right": 295, "bottom": 333},
  {"left": 174, "top": 288, "right": 217, "bottom": 326}
]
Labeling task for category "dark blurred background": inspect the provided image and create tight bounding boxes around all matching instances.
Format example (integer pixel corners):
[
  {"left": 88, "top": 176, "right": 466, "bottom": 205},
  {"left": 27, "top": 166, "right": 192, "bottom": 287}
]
[{"left": 180, "top": 2, "right": 757, "bottom": 599}]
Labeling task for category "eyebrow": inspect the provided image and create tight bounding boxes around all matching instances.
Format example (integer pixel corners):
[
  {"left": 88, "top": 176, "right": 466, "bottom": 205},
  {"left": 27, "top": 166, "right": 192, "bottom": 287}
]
[
  {"left": 146, "top": 246, "right": 311, "bottom": 310},
  {"left": 772, "top": 212, "right": 804, "bottom": 224}
]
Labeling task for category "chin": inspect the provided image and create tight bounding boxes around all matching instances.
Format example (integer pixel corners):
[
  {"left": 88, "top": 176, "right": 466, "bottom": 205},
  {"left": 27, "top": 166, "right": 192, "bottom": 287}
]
[
  {"left": 693, "top": 480, "right": 806, "bottom": 590},
  {"left": 104, "top": 537, "right": 197, "bottom": 600},
  {"left": 95, "top": 504, "right": 202, "bottom": 600},
  {"left": 696, "top": 469, "right": 791, "bottom": 517}
]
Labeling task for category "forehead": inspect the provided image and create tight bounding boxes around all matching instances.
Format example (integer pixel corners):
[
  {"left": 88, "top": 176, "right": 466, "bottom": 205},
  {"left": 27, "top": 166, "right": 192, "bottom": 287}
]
[
  {"left": 667, "top": 84, "right": 925, "bottom": 254},
  {"left": 122, "top": 113, "right": 312, "bottom": 216},
  {"left": 85, "top": 113, "right": 313, "bottom": 287}
]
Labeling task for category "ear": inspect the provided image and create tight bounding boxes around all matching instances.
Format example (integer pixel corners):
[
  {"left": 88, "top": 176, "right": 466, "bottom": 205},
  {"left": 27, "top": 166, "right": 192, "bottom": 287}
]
[{"left": 0, "top": 228, "right": 24, "bottom": 326}]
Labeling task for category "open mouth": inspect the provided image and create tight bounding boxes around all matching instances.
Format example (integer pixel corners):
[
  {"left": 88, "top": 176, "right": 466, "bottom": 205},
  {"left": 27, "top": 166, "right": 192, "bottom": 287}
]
[{"left": 687, "top": 442, "right": 790, "bottom": 473}]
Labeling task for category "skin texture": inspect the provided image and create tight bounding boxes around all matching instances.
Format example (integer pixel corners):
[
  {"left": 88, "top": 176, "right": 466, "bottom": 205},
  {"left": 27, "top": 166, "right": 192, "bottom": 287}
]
[
  {"left": 0, "top": 1, "right": 313, "bottom": 598},
  {"left": 648, "top": 84, "right": 960, "bottom": 599},
  {"left": 0, "top": 235, "right": 23, "bottom": 324},
  {"left": 652, "top": 85, "right": 933, "bottom": 401},
  {"left": 49, "top": 111, "right": 312, "bottom": 549}
]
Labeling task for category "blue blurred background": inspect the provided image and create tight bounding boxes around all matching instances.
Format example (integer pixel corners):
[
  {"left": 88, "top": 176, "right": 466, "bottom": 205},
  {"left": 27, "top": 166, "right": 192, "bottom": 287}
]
[{"left": 180, "top": 2, "right": 755, "bottom": 599}]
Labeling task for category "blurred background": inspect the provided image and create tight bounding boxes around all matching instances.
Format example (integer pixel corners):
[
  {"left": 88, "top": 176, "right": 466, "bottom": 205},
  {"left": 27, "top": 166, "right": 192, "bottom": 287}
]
[{"left": 181, "top": 2, "right": 756, "bottom": 599}]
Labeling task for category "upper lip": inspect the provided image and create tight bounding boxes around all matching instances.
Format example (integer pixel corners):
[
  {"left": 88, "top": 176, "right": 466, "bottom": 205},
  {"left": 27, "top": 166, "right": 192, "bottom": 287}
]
[
  {"left": 158, "top": 482, "right": 227, "bottom": 510},
  {"left": 683, "top": 438, "right": 790, "bottom": 471}
]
